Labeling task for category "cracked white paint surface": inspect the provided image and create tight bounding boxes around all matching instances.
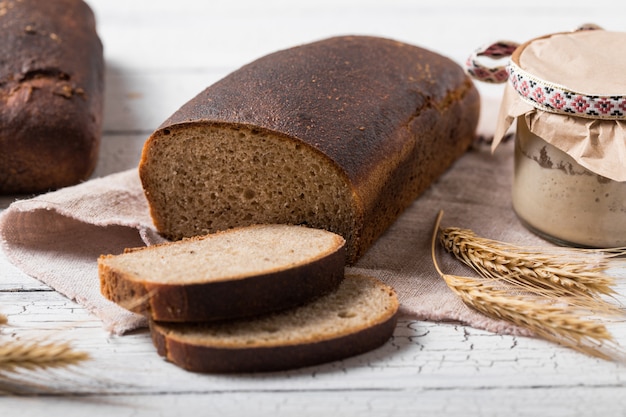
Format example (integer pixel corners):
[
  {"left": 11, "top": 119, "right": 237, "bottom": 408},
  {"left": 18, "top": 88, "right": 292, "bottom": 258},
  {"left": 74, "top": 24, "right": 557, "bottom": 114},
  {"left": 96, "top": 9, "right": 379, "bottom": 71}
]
[{"left": 2, "top": 285, "right": 626, "bottom": 415}]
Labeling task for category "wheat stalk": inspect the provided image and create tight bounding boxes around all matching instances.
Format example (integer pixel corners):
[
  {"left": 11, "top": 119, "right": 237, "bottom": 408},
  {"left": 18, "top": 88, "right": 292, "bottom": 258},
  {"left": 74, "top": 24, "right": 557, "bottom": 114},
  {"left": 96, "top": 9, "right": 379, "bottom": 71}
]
[
  {"left": 0, "top": 287, "right": 155, "bottom": 394},
  {"left": 440, "top": 226, "right": 623, "bottom": 300},
  {"left": 442, "top": 274, "right": 621, "bottom": 360},
  {"left": 0, "top": 340, "right": 89, "bottom": 373},
  {"left": 0, "top": 312, "right": 90, "bottom": 395},
  {"left": 431, "top": 210, "right": 625, "bottom": 361}
]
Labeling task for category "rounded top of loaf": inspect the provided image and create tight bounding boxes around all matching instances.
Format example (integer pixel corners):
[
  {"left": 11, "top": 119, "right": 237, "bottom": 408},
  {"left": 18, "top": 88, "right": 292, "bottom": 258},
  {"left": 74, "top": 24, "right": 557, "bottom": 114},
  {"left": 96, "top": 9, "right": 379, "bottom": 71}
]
[
  {"left": 153, "top": 35, "right": 476, "bottom": 186},
  {"left": 0, "top": 0, "right": 101, "bottom": 88},
  {"left": 0, "top": 0, "right": 104, "bottom": 193}
]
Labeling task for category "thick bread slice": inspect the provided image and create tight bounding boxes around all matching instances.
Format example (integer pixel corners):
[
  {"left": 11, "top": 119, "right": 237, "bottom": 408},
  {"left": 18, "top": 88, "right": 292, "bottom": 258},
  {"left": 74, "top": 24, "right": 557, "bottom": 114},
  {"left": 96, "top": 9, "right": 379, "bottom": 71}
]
[
  {"left": 139, "top": 35, "right": 480, "bottom": 265},
  {"left": 150, "top": 274, "right": 399, "bottom": 373},
  {"left": 98, "top": 224, "right": 346, "bottom": 322}
]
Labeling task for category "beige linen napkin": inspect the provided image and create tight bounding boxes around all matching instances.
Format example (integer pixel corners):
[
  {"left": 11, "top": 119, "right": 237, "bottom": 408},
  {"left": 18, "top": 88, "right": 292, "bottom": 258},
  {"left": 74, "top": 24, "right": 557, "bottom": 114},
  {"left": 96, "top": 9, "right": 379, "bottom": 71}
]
[
  {"left": 0, "top": 171, "right": 164, "bottom": 333},
  {"left": 0, "top": 134, "right": 544, "bottom": 335}
]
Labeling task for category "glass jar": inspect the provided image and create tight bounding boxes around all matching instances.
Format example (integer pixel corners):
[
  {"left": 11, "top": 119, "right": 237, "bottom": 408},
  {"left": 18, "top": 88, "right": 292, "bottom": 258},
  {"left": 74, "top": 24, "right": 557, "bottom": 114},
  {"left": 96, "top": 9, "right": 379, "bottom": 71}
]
[
  {"left": 512, "top": 118, "right": 626, "bottom": 247},
  {"left": 466, "top": 28, "right": 626, "bottom": 248}
]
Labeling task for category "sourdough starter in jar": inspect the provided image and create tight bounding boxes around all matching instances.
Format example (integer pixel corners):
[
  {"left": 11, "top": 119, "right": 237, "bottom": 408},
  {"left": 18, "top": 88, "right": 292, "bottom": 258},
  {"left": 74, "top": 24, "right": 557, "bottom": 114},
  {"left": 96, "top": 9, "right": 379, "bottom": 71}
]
[{"left": 512, "top": 119, "right": 626, "bottom": 247}]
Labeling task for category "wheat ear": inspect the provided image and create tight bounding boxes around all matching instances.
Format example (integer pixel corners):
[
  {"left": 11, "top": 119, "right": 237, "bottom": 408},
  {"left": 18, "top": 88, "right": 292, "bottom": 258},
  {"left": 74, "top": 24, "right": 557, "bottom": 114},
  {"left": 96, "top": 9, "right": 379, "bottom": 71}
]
[
  {"left": 0, "top": 340, "right": 89, "bottom": 373},
  {"left": 440, "top": 226, "right": 622, "bottom": 298},
  {"left": 431, "top": 210, "right": 624, "bottom": 361},
  {"left": 1, "top": 312, "right": 89, "bottom": 376}
]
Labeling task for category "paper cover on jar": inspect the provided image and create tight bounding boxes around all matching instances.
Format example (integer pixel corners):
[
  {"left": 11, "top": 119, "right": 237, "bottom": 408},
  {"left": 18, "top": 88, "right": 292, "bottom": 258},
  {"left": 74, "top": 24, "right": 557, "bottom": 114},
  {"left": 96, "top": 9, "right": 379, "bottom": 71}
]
[{"left": 490, "top": 29, "right": 626, "bottom": 182}]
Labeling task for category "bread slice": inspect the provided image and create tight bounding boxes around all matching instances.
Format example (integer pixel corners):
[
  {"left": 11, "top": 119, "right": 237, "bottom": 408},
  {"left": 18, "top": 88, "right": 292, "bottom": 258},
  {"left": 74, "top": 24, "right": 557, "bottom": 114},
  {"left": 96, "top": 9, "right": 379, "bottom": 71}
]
[
  {"left": 150, "top": 274, "right": 399, "bottom": 373},
  {"left": 139, "top": 35, "right": 480, "bottom": 265},
  {"left": 98, "top": 224, "right": 346, "bottom": 322}
]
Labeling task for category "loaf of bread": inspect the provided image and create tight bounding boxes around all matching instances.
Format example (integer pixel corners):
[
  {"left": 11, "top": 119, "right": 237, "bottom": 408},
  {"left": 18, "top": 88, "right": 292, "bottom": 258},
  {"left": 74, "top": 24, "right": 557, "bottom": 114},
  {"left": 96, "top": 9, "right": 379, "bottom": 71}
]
[
  {"left": 139, "top": 35, "right": 480, "bottom": 264},
  {"left": 99, "top": 224, "right": 346, "bottom": 322},
  {"left": 0, "top": 0, "right": 104, "bottom": 194},
  {"left": 150, "top": 274, "right": 399, "bottom": 373}
]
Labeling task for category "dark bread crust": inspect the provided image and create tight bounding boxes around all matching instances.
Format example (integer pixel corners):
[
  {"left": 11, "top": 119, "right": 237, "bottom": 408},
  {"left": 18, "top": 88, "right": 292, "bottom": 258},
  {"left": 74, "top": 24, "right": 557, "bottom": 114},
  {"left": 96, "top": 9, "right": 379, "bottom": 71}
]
[
  {"left": 141, "top": 36, "right": 480, "bottom": 263},
  {"left": 98, "top": 229, "right": 347, "bottom": 322},
  {"left": 149, "top": 276, "right": 399, "bottom": 373},
  {"left": 0, "top": 0, "right": 104, "bottom": 194}
]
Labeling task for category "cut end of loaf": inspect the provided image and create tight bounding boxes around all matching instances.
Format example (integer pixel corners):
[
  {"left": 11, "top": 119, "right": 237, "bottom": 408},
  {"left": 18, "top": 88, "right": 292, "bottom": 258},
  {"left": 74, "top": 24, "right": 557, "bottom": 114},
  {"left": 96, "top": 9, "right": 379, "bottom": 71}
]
[
  {"left": 139, "top": 123, "right": 360, "bottom": 262},
  {"left": 150, "top": 274, "right": 399, "bottom": 373}
]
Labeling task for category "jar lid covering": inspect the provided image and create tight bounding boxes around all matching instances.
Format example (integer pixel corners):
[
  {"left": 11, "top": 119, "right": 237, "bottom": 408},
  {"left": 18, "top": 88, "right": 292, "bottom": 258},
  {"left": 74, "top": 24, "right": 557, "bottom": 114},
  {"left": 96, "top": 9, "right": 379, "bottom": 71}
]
[
  {"left": 509, "top": 30, "right": 626, "bottom": 120},
  {"left": 469, "top": 28, "right": 626, "bottom": 182}
]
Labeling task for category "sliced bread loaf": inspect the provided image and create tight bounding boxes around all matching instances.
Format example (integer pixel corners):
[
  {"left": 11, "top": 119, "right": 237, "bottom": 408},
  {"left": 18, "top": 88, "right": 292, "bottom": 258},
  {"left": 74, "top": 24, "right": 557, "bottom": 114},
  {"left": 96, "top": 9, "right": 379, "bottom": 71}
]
[
  {"left": 98, "top": 224, "right": 346, "bottom": 322},
  {"left": 150, "top": 274, "right": 399, "bottom": 373},
  {"left": 138, "top": 35, "right": 480, "bottom": 265}
]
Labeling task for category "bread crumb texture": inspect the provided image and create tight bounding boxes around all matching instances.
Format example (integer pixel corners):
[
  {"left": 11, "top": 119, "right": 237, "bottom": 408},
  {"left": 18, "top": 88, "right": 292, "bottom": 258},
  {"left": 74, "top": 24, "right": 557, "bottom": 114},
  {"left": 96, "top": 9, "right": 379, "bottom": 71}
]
[
  {"left": 141, "top": 124, "right": 357, "bottom": 255},
  {"left": 101, "top": 224, "right": 345, "bottom": 285}
]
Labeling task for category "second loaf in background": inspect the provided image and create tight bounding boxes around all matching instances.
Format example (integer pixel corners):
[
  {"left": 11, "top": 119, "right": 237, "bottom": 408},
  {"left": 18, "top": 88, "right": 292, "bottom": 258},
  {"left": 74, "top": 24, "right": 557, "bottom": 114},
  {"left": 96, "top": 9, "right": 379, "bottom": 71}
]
[{"left": 139, "top": 36, "right": 480, "bottom": 264}]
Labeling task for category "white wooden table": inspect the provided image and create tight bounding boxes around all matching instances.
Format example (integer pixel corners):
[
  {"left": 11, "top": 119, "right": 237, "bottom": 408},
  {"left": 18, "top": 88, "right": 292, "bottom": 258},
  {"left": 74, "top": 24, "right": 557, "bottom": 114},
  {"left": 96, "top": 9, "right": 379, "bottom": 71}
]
[{"left": 2, "top": 1, "right": 626, "bottom": 415}]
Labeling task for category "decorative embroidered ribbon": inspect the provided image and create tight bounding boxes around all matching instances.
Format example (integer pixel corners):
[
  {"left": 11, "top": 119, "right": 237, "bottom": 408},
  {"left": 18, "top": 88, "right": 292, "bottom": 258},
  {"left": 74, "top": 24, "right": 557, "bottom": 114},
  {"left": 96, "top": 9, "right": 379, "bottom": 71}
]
[
  {"left": 464, "top": 40, "right": 519, "bottom": 84},
  {"left": 507, "top": 61, "right": 626, "bottom": 120},
  {"left": 465, "top": 24, "right": 626, "bottom": 120}
]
